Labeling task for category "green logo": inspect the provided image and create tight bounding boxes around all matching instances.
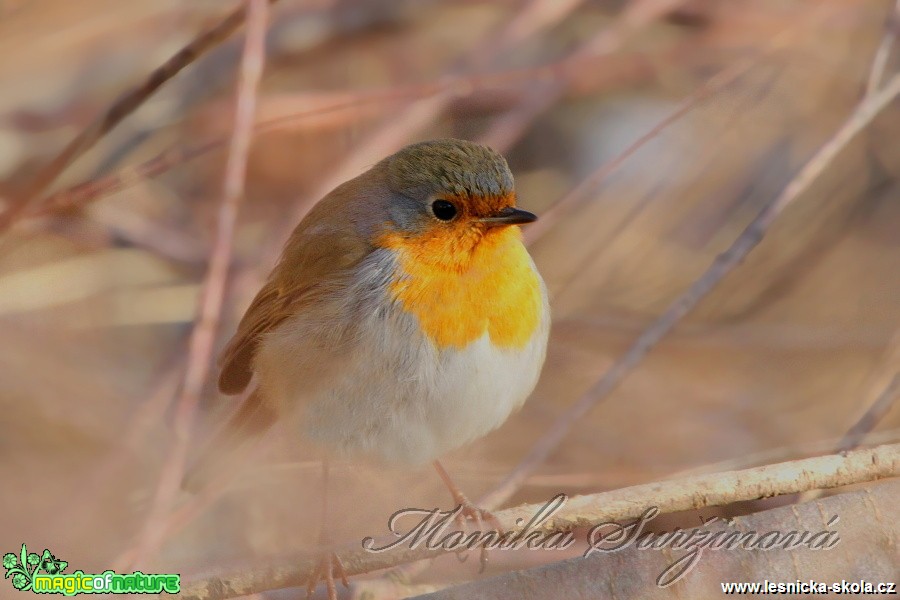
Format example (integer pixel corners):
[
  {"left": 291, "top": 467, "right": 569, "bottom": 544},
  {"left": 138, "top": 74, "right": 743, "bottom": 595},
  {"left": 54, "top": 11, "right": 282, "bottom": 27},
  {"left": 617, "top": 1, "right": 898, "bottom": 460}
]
[{"left": 3, "top": 544, "right": 180, "bottom": 595}]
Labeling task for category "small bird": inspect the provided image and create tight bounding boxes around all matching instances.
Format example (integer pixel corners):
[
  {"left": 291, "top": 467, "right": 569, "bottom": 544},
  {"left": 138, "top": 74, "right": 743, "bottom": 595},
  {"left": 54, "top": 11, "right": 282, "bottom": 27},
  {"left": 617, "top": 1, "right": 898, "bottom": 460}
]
[{"left": 185, "top": 138, "right": 550, "bottom": 597}]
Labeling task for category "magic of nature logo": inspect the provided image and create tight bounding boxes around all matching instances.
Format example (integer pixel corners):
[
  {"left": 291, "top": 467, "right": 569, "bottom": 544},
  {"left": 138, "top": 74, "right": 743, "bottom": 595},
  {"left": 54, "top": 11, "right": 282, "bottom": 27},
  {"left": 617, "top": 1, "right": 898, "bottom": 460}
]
[{"left": 3, "top": 544, "right": 180, "bottom": 596}]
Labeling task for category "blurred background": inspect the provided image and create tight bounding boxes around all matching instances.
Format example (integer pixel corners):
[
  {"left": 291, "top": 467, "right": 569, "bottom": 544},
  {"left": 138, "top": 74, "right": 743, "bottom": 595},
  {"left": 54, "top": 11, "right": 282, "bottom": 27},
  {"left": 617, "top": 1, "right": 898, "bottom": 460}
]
[{"left": 1, "top": 0, "right": 898, "bottom": 596}]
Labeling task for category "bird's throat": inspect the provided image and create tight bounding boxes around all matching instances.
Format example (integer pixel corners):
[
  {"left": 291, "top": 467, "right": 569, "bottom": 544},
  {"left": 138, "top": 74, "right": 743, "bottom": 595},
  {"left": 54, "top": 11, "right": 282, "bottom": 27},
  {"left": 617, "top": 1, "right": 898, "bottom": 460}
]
[{"left": 379, "top": 227, "right": 543, "bottom": 350}]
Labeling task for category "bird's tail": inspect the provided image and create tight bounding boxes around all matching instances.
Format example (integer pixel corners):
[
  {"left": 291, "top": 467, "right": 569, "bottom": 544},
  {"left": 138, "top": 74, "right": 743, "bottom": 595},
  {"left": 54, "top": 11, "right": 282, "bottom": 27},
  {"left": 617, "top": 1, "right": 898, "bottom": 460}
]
[{"left": 182, "top": 389, "right": 277, "bottom": 493}]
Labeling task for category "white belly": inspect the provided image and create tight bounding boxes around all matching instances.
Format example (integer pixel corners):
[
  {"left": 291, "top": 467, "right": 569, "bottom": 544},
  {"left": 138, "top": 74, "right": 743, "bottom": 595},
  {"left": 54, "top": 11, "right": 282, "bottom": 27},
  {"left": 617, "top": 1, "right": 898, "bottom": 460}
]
[
  {"left": 255, "top": 250, "right": 550, "bottom": 465},
  {"left": 308, "top": 327, "right": 547, "bottom": 464}
]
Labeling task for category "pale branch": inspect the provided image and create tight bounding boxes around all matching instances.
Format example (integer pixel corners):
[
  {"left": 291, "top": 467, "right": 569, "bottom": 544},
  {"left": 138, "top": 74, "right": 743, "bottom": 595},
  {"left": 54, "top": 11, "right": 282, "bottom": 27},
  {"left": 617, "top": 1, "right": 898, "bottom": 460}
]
[
  {"left": 0, "top": 0, "right": 280, "bottom": 232},
  {"left": 839, "top": 374, "right": 900, "bottom": 453},
  {"left": 178, "top": 442, "right": 900, "bottom": 600},
  {"left": 32, "top": 15, "right": 653, "bottom": 223},
  {"left": 410, "top": 478, "right": 900, "bottom": 600},
  {"left": 115, "top": 0, "right": 270, "bottom": 571},
  {"left": 865, "top": 0, "right": 900, "bottom": 98},
  {"left": 522, "top": 10, "right": 816, "bottom": 245}
]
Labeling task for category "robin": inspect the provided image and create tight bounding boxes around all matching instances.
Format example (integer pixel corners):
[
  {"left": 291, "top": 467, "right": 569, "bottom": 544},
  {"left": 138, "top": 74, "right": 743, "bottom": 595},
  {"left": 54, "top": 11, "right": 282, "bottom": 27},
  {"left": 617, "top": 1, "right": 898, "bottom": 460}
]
[{"left": 185, "top": 138, "right": 550, "bottom": 597}]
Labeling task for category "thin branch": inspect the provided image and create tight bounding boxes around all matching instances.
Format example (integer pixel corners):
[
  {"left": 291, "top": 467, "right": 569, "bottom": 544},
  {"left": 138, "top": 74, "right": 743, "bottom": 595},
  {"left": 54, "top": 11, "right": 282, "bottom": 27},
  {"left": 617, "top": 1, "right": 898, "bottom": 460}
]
[
  {"left": 865, "top": 0, "right": 900, "bottom": 98},
  {"left": 838, "top": 330, "right": 900, "bottom": 452},
  {"left": 522, "top": 50, "right": 794, "bottom": 246},
  {"left": 478, "top": 70, "right": 900, "bottom": 512},
  {"left": 839, "top": 374, "right": 900, "bottom": 451},
  {"left": 117, "top": 0, "right": 270, "bottom": 571},
  {"left": 828, "top": 328, "right": 900, "bottom": 458},
  {"left": 523, "top": 3, "right": 831, "bottom": 246},
  {"left": 409, "top": 478, "right": 900, "bottom": 600},
  {"left": 796, "top": 369, "right": 900, "bottom": 504},
  {"left": 270, "top": 0, "right": 597, "bottom": 268},
  {"left": 480, "top": 0, "right": 686, "bottom": 151},
  {"left": 178, "top": 442, "right": 900, "bottom": 600},
  {"left": 0, "top": 0, "right": 279, "bottom": 233},
  {"left": 32, "top": 53, "right": 649, "bottom": 220}
]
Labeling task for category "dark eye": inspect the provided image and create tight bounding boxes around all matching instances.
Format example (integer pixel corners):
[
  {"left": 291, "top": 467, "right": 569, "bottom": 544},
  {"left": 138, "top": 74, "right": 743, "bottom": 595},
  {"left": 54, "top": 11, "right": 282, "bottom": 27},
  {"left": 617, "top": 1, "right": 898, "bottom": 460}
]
[{"left": 431, "top": 200, "right": 458, "bottom": 221}]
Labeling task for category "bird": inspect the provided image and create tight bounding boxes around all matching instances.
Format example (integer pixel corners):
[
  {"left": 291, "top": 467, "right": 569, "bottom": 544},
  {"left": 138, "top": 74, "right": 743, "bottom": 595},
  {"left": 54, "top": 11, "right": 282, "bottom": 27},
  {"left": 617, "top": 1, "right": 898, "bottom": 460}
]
[{"left": 184, "top": 138, "right": 550, "bottom": 598}]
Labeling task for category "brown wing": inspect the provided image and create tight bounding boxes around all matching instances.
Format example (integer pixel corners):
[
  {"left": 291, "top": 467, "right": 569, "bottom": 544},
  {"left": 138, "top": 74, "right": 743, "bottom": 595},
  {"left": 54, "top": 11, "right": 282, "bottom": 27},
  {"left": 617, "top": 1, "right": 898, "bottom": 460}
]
[
  {"left": 217, "top": 280, "right": 286, "bottom": 394},
  {"left": 217, "top": 177, "right": 382, "bottom": 395}
]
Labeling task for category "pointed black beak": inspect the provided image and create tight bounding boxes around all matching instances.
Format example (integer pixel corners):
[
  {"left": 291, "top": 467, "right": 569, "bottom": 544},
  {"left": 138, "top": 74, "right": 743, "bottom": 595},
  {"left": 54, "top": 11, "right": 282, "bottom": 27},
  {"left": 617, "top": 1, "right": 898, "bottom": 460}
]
[{"left": 479, "top": 206, "right": 538, "bottom": 226}]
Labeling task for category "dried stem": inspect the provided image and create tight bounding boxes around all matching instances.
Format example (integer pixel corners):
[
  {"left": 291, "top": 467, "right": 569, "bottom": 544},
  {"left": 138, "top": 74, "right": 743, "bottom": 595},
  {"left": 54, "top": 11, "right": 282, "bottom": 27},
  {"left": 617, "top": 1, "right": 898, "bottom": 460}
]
[
  {"left": 410, "top": 478, "right": 900, "bottom": 600},
  {"left": 524, "top": 4, "right": 830, "bottom": 245},
  {"left": 479, "top": 70, "right": 900, "bottom": 511},
  {"left": 865, "top": 0, "right": 900, "bottom": 98},
  {"left": 481, "top": 0, "right": 686, "bottom": 151},
  {"left": 0, "top": 0, "right": 279, "bottom": 233},
  {"left": 271, "top": 0, "right": 595, "bottom": 267},
  {"left": 31, "top": 53, "right": 648, "bottom": 222},
  {"left": 117, "top": 0, "right": 270, "bottom": 571},
  {"left": 838, "top": 330, "right": 900, "bottom": 452},
  {"left": 839, "top": 375, "right": 900, "bottom": 451},
  {"left": 178, "top": 442, "right": 900, "bottom": 600}
]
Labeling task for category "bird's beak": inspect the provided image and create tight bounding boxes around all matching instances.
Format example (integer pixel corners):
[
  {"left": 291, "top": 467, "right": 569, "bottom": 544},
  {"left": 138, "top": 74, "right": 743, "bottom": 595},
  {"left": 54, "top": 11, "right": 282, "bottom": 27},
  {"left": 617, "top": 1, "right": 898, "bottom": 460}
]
[{"left": 479, "top": 206, "right": 538, "bottom": 227}]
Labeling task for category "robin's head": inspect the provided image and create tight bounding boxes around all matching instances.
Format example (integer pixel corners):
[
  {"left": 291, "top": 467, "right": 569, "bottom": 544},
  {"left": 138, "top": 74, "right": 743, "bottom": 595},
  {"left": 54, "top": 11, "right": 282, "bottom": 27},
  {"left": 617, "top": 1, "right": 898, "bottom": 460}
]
[{"left": 377, "top": 139, "right": 536, "bottom": 268}]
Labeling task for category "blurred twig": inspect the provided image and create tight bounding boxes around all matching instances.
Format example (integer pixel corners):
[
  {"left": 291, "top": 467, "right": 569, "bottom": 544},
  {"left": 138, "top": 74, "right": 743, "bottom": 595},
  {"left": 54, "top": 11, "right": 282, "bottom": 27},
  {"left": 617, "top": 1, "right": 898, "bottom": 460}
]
[
  {"left": 178, "top": 442, "right": 900, "bottom": 600},
  {"left": 478, "top": 70, "right": 900, "bottom": 512},
  {"left": 839, "top": 375, "right": 900, "bottom": 452},
  {"left": 33, "top": 54, "right": 649, "bottom": 221},
  {"left": 525, "top": 2, "right": 828, "bottom": 245},
  {"left": 539, "top": 11, "right": 818, "bottom": 305},
  {"left": 410, "top": 479, "right": 900, "bottom": 600},
  {"left": 865, "top": 0, "right": 900, "bottom": 98},
  {"left": 838, "top": 330, "right": 900, "bottom": 452},
  {"left": 481, "top": 0, "right": 686, "bottom": 150},
  {"left": 523, "top": 48, "right": 763, "bottom": 245},
  {"left": 795, "top": 379, "right": 899, "bottom": 505},
  {"left": 271, "top": 0, "right": 593, "bottom": 267},
  {"left": 120, "top": 0, "right": 270, "bottom": 570},
  {"left": 0, "top": 0, "right": 279, "bottom": 233},
  {"left": 114, "top": 422, "right": 278, "bottom": 570}
]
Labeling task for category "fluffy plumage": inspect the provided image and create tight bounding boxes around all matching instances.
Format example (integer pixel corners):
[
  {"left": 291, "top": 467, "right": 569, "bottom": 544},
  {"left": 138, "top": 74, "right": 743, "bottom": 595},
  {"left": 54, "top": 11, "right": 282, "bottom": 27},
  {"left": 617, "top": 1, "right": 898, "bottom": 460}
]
[{"left": 186, "top": 139, "right": 549, "bottom": 488}]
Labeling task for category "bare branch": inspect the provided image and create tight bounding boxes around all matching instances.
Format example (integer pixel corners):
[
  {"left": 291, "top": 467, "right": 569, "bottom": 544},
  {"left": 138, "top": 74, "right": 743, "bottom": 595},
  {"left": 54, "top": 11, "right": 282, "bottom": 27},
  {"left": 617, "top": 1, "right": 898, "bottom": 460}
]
[
  {"left": 0, "top": 0, "right": 279, "bottom": 232},
  {"left": 865, "top": 0, "right": 900, "bottom": 97},
  {"left": 479, "top": 71, "right": 900, "bottom": 512},
  {"left": 32, "top": 54, "right": 649, "bottom": 221},
  {"left": 522, "top": 12, "right": 815, "bottom": 245},
  {"left": 409, "top": 478, "right": 900, "bottom": 600},
  {"left": 178, "top": 442, "right": 900, "bottom": 600},
  {"left": 116, "top": 0, "right": 270, "bottom": 571},
  {"left": 481, "top": 0, "right": 687, "bottom": 151},
  {"left": 839, "top": 378, "right": 900, "bottom": 453}
]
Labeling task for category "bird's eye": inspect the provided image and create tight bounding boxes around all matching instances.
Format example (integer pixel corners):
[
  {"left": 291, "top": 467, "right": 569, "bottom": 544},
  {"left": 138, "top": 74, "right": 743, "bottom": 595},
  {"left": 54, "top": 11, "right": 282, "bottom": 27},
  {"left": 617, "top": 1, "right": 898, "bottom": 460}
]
[{"left": 431, "top": 200, "right": 458, "bottom": 221}]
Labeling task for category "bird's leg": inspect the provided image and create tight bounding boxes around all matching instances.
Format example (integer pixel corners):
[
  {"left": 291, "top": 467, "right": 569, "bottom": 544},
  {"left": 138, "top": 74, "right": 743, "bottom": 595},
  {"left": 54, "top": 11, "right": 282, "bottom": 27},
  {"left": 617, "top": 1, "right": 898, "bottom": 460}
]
[
  {"left": 433, "top": 460, "right": 502, "bottom": 572},
  {"left": 433, "top": 460, "right": 498, "bottom": 526},
  {"left": 307, "top": 458, "right": 349, "bottom": 600}
]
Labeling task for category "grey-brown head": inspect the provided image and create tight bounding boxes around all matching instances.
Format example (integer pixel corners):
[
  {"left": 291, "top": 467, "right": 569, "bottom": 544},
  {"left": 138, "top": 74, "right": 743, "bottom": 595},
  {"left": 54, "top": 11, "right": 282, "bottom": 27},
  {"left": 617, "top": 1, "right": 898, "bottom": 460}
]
[{"left": 380, "top": 138, "right": 534, "bottom": 234}]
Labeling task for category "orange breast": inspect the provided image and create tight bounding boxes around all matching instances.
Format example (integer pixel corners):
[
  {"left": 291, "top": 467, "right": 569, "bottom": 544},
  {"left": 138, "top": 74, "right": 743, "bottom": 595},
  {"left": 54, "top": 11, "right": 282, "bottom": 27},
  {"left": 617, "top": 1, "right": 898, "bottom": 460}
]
[{"left": 379, "top": 226, "right": 543, "bottom": 350}]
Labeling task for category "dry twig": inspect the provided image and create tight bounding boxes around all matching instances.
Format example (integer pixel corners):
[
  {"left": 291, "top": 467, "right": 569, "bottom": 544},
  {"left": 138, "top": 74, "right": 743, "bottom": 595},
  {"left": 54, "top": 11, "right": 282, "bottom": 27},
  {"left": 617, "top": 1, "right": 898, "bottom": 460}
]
[
  {"left": 178, "top": 442, "right": 900, "bottom": 600},
  {"left": 409, "top": 478, "right": 900, "bottom": 600},
  {"left": 865, "top": 0, "right": 900, "bottom": 97},
  {"left": 32, "top": 53, "right": 649, "bottom": 221},
  {"left": 479, "top": 70, "right": 900, "bottom": 511},
  {"left": 481, "top": 0, "right": 686, "bottom": 151},
  {"left": 838, "top": 375, "right": 900, "bottom": 451},
  {"left": 270, "top": 0, "right": 596, "bottom": 267},
  {"left": 523, "top": 2, "right": 831, "bottom": 244},
  {"left": 0, "top": 0, "right": 279, "bottom": 232},
  {"left": 117, "top": 0, "right": 270, "bottom": 570}
]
